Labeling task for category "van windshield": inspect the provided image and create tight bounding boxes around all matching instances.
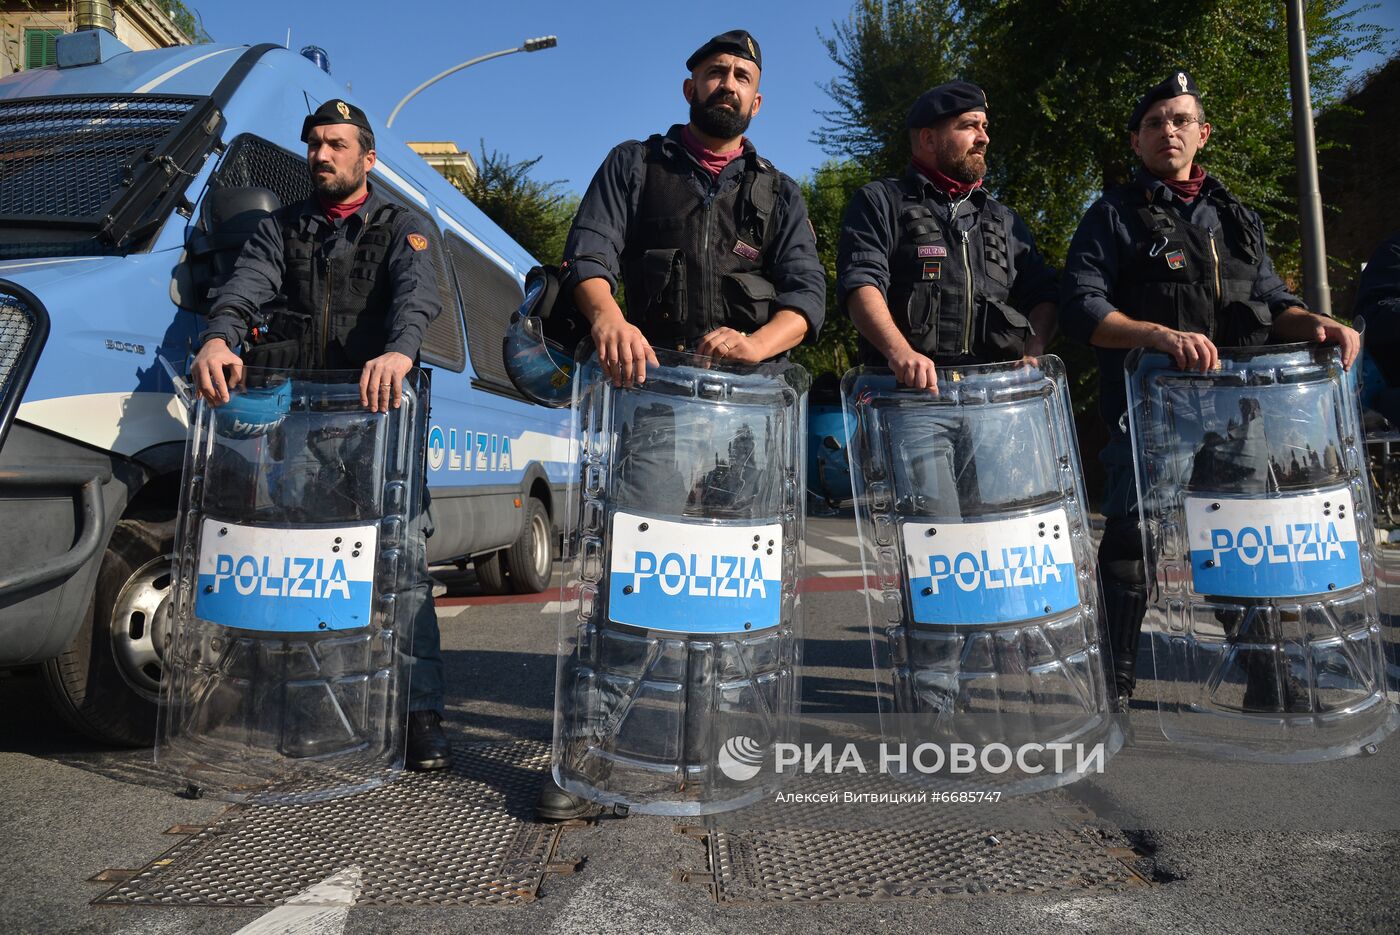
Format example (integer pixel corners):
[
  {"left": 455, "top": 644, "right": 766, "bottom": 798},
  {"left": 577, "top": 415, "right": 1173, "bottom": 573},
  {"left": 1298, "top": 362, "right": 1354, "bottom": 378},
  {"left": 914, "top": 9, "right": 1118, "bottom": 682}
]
[{"left": 0, "top": 94, "right": 220, "bottom": 259}]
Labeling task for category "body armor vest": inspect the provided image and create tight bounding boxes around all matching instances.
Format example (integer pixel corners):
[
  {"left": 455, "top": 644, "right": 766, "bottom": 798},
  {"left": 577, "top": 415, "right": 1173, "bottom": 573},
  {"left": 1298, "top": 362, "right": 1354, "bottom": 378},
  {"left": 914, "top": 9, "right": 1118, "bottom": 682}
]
[
  {"left": 1095, "top": 184, "right": 1275, "bottom": 435},
  {"left": 870, "top": 176, "right": 1028, "bottom": 366},
  {"left": 619, "top": 136, "right": 780, "bottom": 350},
  {"left": 1113, "top": 186, "right": 1272, "bottom": 348},
  {"left": 257, "top": 201, "right": 405, "bottom": 369}
]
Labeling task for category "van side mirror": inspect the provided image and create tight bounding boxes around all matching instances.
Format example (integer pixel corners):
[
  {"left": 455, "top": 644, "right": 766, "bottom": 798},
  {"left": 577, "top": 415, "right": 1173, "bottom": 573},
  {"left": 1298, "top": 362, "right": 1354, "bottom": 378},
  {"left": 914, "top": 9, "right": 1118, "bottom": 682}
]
[{"left": 171, "top": 186, "right": 281, "bottom": 313}]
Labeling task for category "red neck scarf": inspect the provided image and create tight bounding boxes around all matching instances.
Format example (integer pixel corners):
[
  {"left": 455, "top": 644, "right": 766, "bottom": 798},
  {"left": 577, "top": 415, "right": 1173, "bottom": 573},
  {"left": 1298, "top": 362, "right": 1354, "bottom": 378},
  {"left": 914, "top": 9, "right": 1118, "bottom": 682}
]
[
  {"left": 1157, "top": 164, "right": 1206, "bottom": 203},
  {"left": 911, "top": 157, "right": 983, "bottom": 199},
  {"left": 681, "top": 125, "right": 745, "bottom": 178},
  {"left": 318, "top": 190, "right": 369, "bottom": 221}
]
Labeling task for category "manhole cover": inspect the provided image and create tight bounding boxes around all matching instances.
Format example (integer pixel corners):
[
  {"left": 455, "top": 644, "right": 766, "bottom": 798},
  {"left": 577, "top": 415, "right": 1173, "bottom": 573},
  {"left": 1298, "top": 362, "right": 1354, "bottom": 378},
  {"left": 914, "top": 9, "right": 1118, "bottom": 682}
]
[{"left": 95, "top": 741, "right": 563, "bottom": 908}]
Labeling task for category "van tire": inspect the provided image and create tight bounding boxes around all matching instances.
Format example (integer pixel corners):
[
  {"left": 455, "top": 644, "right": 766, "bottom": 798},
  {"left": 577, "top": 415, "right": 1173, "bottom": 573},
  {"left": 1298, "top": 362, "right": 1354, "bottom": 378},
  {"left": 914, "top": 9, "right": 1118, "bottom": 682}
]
[
  {"left": 474, "top": 550, "right": 509, "bottom": 594},
  {"left": 42, "top": 518, "right": 176, "bottom": 747},
  {"left": 504, "top": 497, "right": 552, "bottom": 594}
]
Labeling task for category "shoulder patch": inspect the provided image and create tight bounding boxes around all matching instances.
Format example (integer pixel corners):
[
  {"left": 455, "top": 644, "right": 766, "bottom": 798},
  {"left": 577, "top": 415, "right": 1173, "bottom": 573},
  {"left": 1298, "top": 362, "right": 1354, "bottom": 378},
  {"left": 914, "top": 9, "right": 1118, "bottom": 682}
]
[{"left": 407, "top": 233, "right": 428, "bottom": 252}]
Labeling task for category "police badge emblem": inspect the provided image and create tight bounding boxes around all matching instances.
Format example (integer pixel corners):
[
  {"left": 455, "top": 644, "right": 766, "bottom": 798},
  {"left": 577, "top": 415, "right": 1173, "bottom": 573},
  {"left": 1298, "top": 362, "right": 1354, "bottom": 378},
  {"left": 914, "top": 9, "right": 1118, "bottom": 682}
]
[
  {"left": 407, "top": 233, "right": 428, "bottom": 252},
  {"left": 335, "top": 100, "right": 350, "bottom": 119},
  {"left": 1165, "top": 248, "right": 1186, "bottom": 270},
  {"left": 1176, "top": 72, "right": 1188, "bottom": 92}
]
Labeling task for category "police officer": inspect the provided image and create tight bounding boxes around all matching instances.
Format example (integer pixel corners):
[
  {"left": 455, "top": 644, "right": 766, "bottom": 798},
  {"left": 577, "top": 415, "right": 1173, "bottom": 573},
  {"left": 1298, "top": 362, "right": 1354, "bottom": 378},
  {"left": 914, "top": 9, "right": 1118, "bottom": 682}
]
[
  {"left": 838, "top": 81, "right": 1058, "bottom": 389},
  {"left": 560, "top": 29, "right": 826, "bottom": 387},
  {"left": 189, "top": 99, "right": 452, "bottom": 770},
  {"left": 1060, "top": 70, "right": 1359, "bottom": 710},
  {"left": 537, "top": 30, "right": 825, "bottom": 819},
  {"left": 1354, "top": 231, "right": 1400, "bottom": 425}
]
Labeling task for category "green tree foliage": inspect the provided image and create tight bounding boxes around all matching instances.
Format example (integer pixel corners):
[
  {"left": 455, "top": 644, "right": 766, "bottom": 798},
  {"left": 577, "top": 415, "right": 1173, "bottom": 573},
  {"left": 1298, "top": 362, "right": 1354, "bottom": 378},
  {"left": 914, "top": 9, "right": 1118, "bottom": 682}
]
[
  {"left": 802, "top": 0, "right": 1384, "bottom": 391},
  {"left": 167, "top": 2, "right": 212, "bottom": 44},
  {"left": 792, "top": 159, "right": 869, "bottom": 376},
  {"left": 461, "top": 145, "right": 577, "bottom": 265}
]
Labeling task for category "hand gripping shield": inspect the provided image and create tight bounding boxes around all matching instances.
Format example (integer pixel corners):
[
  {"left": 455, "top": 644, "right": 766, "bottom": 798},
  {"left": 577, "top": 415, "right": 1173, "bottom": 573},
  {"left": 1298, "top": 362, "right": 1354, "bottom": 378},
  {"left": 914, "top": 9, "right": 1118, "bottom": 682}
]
[
  {"left": 157, "top": 368, "right": 429, "bottom": 801},
  {"left": 1127, "top": 344, "right": 1397, "bottom": 761},
  {"left": 844, "top": 358, "right": 1119, "bottom": 793},
  {"left": 555, "top": 348, "right": 808, "bottom": 814}
]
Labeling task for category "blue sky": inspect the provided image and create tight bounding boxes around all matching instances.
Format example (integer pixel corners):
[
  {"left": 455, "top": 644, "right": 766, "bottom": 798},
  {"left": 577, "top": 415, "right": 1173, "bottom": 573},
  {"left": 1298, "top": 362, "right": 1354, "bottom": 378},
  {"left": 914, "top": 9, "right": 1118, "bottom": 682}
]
[{"left": 198, "top": 1, "right": 1397, "bottom": 196}]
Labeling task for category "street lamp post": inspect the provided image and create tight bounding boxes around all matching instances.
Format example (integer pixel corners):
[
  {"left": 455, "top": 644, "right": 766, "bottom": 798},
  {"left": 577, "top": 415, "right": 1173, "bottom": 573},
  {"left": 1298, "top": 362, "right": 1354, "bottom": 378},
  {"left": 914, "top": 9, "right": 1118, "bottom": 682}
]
[{"left": 385, "top": 36, "right": 558, "bottom": 129}]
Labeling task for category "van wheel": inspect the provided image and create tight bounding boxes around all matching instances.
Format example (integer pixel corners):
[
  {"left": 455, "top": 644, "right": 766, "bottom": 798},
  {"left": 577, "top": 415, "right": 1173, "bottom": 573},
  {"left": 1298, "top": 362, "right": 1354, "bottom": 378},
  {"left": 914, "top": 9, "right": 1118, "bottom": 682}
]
[
  {"left": 474, "top": 550, "right": 509, "bottom": 595},
  {"left": 42, "top": 518, "right": 176, "bottom": 747},
  {"left": 504, "top": 497, "right": 552, "bottom": 594}
]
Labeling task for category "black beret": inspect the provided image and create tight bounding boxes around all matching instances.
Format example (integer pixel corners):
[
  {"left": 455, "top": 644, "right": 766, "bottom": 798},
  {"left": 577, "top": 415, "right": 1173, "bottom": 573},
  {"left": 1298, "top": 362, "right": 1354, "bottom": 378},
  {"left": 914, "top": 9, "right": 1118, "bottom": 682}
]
[
  {"left": 300, "top": 98, "right": 372, "bottom": 143},
  {"left": 686, "top": 29, "right": 761, "bottom": 72},
  {"left": 1128, "top": 69, "right": 1201, "bottom": 131},
  {"left": 905, "top": 81, "right": 988, "bottom": 129}
]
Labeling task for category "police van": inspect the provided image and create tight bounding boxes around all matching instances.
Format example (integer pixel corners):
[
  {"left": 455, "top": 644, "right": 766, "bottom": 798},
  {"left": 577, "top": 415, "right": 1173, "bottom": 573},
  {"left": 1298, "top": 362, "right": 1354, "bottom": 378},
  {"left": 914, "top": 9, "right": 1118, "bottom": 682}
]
[{"left": 0, "top": 35, "right": 571, "bottom": 745}]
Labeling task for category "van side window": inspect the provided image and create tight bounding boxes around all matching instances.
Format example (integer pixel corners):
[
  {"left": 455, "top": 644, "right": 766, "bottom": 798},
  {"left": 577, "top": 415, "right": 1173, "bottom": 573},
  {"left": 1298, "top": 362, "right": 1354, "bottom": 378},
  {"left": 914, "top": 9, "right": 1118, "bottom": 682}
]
[
  {"left": 212, "top": 137, "right": 466, "bottom": 372},
  {"left": 444, "top": 233, "right": 525, "bottom": 395}
]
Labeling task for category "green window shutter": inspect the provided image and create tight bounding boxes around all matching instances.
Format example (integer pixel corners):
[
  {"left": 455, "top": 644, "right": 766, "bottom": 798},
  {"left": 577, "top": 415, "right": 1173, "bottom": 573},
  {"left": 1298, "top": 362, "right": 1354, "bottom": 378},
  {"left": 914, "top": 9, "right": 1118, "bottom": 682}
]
[{"left": 24, "top": 29, "right": 63, "bottom": 69}]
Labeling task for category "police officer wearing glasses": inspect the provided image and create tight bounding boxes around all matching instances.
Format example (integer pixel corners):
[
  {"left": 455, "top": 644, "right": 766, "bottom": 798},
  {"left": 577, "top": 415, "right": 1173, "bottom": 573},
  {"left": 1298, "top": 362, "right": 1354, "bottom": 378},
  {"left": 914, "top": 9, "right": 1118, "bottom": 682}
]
[
  {"left": 1060, "top": 70, "right": 1359, "bottom": 711},
  {"left": 189, "top": 99, "right": 452, "bottom": 770}
]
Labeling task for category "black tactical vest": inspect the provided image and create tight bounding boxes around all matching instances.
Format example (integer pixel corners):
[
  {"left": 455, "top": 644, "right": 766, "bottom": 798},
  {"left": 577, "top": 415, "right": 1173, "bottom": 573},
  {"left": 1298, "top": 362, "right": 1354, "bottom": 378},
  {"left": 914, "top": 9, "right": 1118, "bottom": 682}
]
[
  {"left": 1113, "top": 185, "right": 1272, "bottom": 348},
  {"left": 260, "top": 201, "right": 405, "bottom": 369},
  {"left": 618, "top": 135, "right": 780, "bottom": 351},
  {"left": 1095, "top": 183, "right": 1275, "bottom": 437},
  {"left": 870, "top": 175, "right": 1029, "bottom": 366}
]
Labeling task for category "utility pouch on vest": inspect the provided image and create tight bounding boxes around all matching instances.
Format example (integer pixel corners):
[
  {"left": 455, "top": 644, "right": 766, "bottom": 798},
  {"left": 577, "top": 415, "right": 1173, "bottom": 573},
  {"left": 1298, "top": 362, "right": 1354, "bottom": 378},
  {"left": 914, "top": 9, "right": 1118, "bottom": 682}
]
[
  {"left": 720, "top": 270, "right": 777, "bottom": 331},
  {"left": 240, "top": 338, "right": 300, "bottom": 372},
  {"left": 976, "top": 298, "right": 1033, "bottom": 361},
  {"left": 1215, "top": 299, "right": 1274, "bottom": 348},
  {"left": 905, "top": 283, "right": 941, "bottom": 339},
  {"left": 639, "top": 248, "right": 687, "bottom": 323}
]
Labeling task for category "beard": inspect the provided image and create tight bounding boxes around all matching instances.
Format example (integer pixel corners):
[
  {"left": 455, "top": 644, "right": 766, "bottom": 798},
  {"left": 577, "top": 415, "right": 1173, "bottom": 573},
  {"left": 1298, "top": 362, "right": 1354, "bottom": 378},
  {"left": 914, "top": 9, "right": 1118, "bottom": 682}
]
[
  {"left": 938, "top": 140, "right": 987, "bottom": 183},
  {"left": 689, "top": 88, "right": 753, "bottom": 140},
  {"left": 311, "top": 162, "right": 365, "bottom": 201}
]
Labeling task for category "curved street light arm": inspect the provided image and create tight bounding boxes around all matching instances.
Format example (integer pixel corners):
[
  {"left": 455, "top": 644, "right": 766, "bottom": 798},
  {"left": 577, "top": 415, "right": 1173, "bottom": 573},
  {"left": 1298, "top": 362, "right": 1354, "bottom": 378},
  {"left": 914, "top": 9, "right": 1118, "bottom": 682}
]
[{"left": 385, "top": 37, "right": 558, "bottom": 129}]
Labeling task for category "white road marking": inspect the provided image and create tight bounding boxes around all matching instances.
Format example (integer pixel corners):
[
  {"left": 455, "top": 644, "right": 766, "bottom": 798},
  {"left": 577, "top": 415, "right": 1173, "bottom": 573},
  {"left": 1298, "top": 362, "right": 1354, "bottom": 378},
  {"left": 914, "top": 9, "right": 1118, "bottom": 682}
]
[
  {"left": 540, "top": 601, "right": 565, "bottom": 615},
  {"left": 819, "top": 568, "right": 867, "bottom": 578},
  {"left": 231, "top": 866, "right": 361, "bottom": 935},
  {"left": 827, "top": 535, "right": 864, "bottom": 550},
  {"left": 803, "top": 544, "right": 850, "bottom": 567}
]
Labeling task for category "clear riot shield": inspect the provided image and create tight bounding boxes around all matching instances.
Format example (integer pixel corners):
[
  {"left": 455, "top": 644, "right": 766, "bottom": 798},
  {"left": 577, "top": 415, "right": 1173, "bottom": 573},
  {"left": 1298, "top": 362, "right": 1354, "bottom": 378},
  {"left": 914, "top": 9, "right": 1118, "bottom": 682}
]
[
  {"left": 157, "top": 368, "right": 428, "bottom": 802},
  {"left": 1127, "top": 344, "right": 1398, "bottom": 761},
  {"left": 554, "top": 348, "right": 807, "bottom": 814},
  {"left": 843, "top": 357, "right": 1119, "bottom": 793}
]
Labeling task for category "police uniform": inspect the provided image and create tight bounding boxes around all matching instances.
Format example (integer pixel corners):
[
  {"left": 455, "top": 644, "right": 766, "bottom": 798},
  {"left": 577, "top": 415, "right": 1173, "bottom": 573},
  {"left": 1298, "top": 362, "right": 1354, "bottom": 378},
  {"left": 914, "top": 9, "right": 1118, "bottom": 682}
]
[
  {"left": 1059, "top": 71, "right": 1307, "bottom": 699},
  {"left": 837, "top": 82, "right": 1058, "bottom": 367},
  {"left": 1355, "top": 231, "right": 1400, "bottom": 424},
  {"left": 199, "top": 100, "right": 449, "bottom": 755},
  {"left": 561, "top": 33, "right": 826, "bottom": 353}
]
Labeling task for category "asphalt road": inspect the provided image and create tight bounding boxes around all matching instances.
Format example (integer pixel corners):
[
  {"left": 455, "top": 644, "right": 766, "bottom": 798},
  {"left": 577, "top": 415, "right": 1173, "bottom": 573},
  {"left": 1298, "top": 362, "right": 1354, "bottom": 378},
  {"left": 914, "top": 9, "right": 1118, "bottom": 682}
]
[{"left": 1, "top": 515, "right": 1398, "bottom": 934}]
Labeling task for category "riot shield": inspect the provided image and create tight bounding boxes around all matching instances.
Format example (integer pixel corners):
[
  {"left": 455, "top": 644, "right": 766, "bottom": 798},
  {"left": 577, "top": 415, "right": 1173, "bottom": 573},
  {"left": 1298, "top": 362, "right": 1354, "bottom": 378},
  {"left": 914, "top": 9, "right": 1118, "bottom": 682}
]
[
  {"left": 1127, "top": 344, "right": 1397, "bottom": 761},
  {"left": 157, "top": 368, "right": 429, "bottom": 802},
  {"left": 554, "top": 348, "right": 807, "bottom": 814},
  {"left": 843, "top": 357, "right": 1119, "bottom": 793}
]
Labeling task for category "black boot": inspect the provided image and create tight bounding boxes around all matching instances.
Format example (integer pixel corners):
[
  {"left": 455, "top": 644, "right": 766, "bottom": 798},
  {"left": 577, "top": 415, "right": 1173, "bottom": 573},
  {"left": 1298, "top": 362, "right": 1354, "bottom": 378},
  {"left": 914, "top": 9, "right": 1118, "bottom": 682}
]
[
  {"left": 535, "top": 777, "right": 601, "bottom": 821},
  {"left": 406, "top": 710, "right": 451, "bottom": 771}
]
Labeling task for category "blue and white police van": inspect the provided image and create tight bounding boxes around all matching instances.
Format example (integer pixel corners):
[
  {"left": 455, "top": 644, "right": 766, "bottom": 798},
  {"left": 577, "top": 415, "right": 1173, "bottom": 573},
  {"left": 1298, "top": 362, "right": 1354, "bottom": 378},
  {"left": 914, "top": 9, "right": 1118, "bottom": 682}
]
[{"left": 0, "top": 35, "right": 571, "bottom": 745}]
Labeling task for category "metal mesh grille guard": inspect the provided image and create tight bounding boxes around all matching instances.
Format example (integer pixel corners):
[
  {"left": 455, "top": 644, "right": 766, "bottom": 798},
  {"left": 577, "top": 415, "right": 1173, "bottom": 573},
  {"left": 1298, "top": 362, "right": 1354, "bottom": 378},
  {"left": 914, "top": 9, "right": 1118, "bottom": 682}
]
[
  {"left": 0, "top": 95, "right": 204, "bottom": 222},
  {"left": 0, "top": 282, "right": 49, "bottom": 448}
]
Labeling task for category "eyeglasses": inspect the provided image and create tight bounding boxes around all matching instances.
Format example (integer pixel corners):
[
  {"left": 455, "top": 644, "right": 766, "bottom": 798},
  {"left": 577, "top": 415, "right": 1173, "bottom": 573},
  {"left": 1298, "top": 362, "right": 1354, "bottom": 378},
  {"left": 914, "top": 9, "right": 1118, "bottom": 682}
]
[{"left": 1139, "top": 113, "right": 1203, "bottom": 133}]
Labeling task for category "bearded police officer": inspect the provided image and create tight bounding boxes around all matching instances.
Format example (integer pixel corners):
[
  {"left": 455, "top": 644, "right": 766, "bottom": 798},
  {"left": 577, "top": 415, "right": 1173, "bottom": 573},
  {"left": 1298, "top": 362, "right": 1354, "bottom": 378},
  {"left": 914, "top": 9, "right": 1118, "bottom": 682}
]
[
  {"left": 536, "top": 31, "right": 825, "bottom": 819},
  {"left": 838, "top": 81, "right": 1058, "bottom": 388},
  {"left": 559, "top": 29, "right": 826, "bottom": 387},
  {"left": 1060, "top": 70, "right": 1359, "bottom": 710},
  {"left": 189, "top": 99, "right": 451, "bottom": 770}
]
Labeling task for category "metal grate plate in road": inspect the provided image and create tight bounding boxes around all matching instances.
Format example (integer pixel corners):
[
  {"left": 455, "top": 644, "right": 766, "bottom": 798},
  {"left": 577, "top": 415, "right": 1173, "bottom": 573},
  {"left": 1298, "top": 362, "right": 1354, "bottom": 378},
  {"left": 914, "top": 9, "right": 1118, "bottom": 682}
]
[
  {"left": 95, "top": 741, "right": 562, "bottom": 908},
  {"left": 694, "top": 770, "right": 1147, "bottom": 903}
]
